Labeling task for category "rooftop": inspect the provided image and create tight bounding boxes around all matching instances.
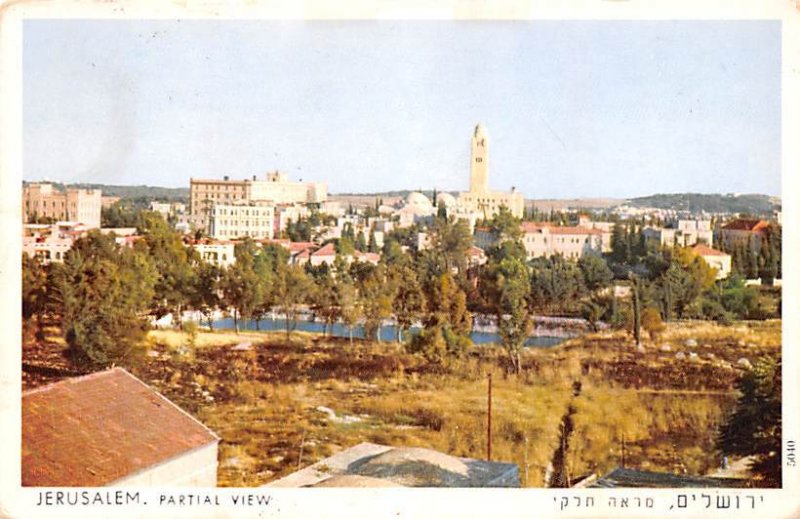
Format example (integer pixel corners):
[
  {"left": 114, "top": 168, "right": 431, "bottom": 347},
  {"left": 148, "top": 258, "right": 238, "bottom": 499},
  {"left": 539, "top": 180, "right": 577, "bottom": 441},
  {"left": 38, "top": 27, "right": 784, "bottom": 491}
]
[
  {"left": 266, "top": 442, "right": 519, "bottom": 488},
  {"left": 23, "top": 368, "right": 218, "bottom": 486},
  {"left": 312, "top": 242, "right": 337, "bottom": 257},
  {"left": 582, "top": 467, "right": 749, "bottom": 488},
  {"left": 721, "top": 219, "right": 770, "bottom": 232},
  {"left": 692, "top": 244, "right": 730, "bottom": 257}
]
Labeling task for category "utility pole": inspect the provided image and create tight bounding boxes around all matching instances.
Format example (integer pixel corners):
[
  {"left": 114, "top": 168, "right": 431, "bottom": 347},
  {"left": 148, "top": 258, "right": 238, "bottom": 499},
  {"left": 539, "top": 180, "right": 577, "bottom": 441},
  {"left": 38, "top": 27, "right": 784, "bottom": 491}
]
[
  {"left": 487, "top": 373, "right": 493, "bottom": 461},
  {"left": 621, "top": 432, "right": 626, "bottom": 468}
]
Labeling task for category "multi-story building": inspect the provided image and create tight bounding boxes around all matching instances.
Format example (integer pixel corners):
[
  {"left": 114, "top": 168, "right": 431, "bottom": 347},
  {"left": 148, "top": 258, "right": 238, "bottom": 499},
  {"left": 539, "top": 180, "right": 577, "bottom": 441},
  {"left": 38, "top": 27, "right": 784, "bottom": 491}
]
[
  {"left": 717, "top": 218, "right": 771, "bottom": 252},
  {"left": 149, "top": 201, "right": 187, "bottom": 219},
  {"left": 208, "top": 202, "right": 275, "bottom": 240},
  {"left": 643, "top": 219, "right": 713, "bottom": 249},
  {"left": 23, "top": 183, "right": 102, "bottom": 229},
  {"left": 250, "top": 171, "right": 327, "bottom": 205},
  {"left": 476, "top": 222, "right": 605, "bottom": 260},
  {"left": 190, "top": 172, "right": 327, "bottom": 222},
  {"left": 520, "top": 223, "right": 605, "bottom": 260}
]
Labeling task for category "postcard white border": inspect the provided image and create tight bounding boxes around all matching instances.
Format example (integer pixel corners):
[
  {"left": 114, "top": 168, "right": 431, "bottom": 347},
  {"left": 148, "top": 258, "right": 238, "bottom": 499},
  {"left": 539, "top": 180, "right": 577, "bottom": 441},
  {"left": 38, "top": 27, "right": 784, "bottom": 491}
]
[{"left": 1, "top": 1, "right": 798, "bottom": 518}]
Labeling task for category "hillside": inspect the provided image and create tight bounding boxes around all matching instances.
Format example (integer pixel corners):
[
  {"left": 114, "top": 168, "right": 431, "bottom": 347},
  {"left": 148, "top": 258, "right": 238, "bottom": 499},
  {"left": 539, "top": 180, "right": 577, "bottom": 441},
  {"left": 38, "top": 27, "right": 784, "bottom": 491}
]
[
  {"left": 628, "top": 193, "right": 777, "bottom": 215},
  {"left": 23, "top": 181, "right": 189, "bottom": 202}
]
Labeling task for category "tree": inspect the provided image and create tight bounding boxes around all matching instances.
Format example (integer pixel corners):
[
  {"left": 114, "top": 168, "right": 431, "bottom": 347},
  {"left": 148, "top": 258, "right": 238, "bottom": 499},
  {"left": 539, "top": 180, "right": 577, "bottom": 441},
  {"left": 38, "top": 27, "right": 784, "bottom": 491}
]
[
  {"left": 358, "top": 265, "right": 395, "bottom": 341},
  {"left": 22, "top": 254, "right": 49, "bottom": 340},
  {"left": 630, "top": 274, "right": 643, "bottom": 347},
  {"left": 581, "top": 300, "right": 603, "bottom": 332},
  {"left": 355, "top": 230, "right": 368, "bottom": 253},
  {"left": 610, "top": 222, "right": 625, "bottom": 264},
  {"left": 641, "top": 306, "right": 665, "bottom": 341},
  {"left": 368, "top": 228, "right": 378, "bottom": 253},
  {"left": 528, "top": 256, "right": 586, "bottom": 314},
  {"left": 408, "top": 272, "right": 472, "bottom": 363},
  {"left": 219, "top": 240, "right": 263, "bottom": 333},
  {"left": 718, "top": 357, "right": 781, "bottom": 486},
  {"left": 337, "top": 274, "right": 361, "bottom": 345},
  {"left": 487, "top": 205, "right": 522, "bottom": 242},
  {"left": 649, "top": 246, "right": 717, "bottom": 319},
  {"left": 190, "top": 262, "right": 221, "bottom": 330},
  {"left": 578, "top": 254, "right": 613, "bottom": 292},
  {"left": 390, "top": 264, "right": 425, "bottom": 342},
  {"left": 493, "top": 257, "right": 532, "bottom": 374},
  {"left": 52, "top": 231, "right": 157, "bottom": 369},
  {"left": 311, "top": 269, "right": 340, "bottom": 336},
  {"left": 274, "top": 263, "right": 314, "bottom": 339},
  {"left": 425, "top": 215, "right": 473, "bottom": 274},
  {"left": 136, "top": 212, "right": 197, "bottom": 325}
]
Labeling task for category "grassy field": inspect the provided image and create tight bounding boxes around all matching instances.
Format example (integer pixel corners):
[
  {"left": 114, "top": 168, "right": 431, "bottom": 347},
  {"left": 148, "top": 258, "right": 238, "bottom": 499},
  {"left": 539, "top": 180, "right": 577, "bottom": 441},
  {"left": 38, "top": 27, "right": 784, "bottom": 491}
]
[{"left": 23, "top": 319, "right": 781, "bottom": 487}]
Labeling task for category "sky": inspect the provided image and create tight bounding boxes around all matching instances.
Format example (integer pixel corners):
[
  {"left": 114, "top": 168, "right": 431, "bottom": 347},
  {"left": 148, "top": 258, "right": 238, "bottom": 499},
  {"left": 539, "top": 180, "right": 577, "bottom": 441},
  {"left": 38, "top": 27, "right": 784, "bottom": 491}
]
[{"left": 23, "top": 20, "right": 781, "bottom": 198}]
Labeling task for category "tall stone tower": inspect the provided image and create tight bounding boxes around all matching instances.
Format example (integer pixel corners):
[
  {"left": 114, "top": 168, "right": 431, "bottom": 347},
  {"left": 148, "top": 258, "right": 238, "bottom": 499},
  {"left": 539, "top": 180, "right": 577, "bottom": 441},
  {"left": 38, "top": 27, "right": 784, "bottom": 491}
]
[{"left": 470, "top": 124, "right": 489, "bottom": 193}]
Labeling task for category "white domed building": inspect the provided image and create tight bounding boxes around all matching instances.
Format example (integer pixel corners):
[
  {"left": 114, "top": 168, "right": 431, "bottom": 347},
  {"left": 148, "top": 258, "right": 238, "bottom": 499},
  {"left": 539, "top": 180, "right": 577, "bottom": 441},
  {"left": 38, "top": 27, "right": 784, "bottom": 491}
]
[
  {"left": 435, "top": 192, "right": 457, "bottom": 211},
  {"left": 395, "top": 192, "right": 435, "bottom": 227}
]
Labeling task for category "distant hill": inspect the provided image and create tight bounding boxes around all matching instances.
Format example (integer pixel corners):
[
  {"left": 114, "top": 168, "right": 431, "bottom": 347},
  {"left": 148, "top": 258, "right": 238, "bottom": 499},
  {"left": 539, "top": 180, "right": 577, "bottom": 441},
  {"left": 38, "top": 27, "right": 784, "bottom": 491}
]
[
  {"left": 627, "top": 193, "right": 778, "bottom": 215},
  {"left": 526, "top": 198, "right": 623, "bottom": 212},
  {"left": 23, "top": 181, "right": 189, "bottom": 202}
]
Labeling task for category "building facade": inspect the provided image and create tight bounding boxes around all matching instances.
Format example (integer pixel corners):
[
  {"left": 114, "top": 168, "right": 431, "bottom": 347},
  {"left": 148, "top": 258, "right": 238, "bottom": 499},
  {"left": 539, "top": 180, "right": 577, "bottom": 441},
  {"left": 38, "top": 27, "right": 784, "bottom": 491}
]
[
  {"left": 22, "top": 236, "right": 73, "bottom": 264},
  {"left": 476, "top": 222, "right": 605, "bottom": 260},
  {"left": 190, "top": 172, "right": 327, "bottom": 222},
  {"left": 717, "top": 218, "right": 771, "bottom": 252},
  {"left": 644, "top": 219, "right": 713, "bottom": 249},
  {"left": 190, "top": 241, "right": 236, "bottom": 268},
  {"left": 23, "top": 183, "right": 102, "bottom": 229},
  {"left": 691, "top": 244, "right": 732, "bottom": 280},
  {"left": 208, "top": 202, "right": 275, "bottom": 240}
]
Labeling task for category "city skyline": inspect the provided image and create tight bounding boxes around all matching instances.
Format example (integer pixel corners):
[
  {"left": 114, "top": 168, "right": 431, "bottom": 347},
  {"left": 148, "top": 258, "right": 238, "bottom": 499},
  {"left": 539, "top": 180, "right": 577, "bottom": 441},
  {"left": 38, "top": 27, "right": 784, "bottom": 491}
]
[{"left": 23, "top": 20, "right": 781, "bottom": 198}]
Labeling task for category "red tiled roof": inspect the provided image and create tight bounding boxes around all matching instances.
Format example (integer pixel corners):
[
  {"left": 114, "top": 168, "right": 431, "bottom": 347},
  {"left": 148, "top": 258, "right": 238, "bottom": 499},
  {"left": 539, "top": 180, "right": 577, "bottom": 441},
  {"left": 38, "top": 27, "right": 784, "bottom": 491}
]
[
  {"left": 467, "top": 246, "right": 485, "bottom": 257},
  {"left": 521, "top": 222, "right": 601, "bottom": 235},
  {"left": 262, "top": 238, "right": 290, "bottom": 247},
  {"left": 312, "top": 243, "right": 337, "bottom": 257},
  {"left": 692, "top": 244, "right": 729, "bottom": 257},
  {"left": 294, "top": 249, "right": 312, "bottom": 260},
  {"left": 288, "top": 241, "right": 316, "bottom": 253},
  {"left": 354, "top": 251, "right": 380, "bottom": 263},
  {"left": 520, "top": 222, "right": 551, "bottom": 233},
  {"left": 721, "top": 219, "right": 769, "bottom": 232},
  {"left": 22, "top": 368, "right": 218, "bottom": 486},
  {"left": 548, "top": 226, "right": 603, "bottom": 236}
]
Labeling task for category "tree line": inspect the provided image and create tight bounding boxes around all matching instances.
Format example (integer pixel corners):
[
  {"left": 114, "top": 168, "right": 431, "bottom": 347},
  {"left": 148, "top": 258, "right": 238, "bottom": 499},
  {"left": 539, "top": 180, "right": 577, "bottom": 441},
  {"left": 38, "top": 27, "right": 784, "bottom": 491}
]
[{"left": 23, "top": 207, "right": 779, "bottom": 373}]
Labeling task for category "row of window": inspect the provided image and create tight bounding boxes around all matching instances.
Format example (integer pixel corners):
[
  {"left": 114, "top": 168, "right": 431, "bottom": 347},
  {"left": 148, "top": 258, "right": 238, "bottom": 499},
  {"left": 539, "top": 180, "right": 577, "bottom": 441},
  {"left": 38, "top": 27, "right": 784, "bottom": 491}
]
[
  {"left": 213, "top": 208, "right": 273, "bottom": 217},
  {"left": 213, "top": 220, "right": 271, "bottom": 227},
  {"left": 213, "top": 229, "right": 270, "bottom": 237}
]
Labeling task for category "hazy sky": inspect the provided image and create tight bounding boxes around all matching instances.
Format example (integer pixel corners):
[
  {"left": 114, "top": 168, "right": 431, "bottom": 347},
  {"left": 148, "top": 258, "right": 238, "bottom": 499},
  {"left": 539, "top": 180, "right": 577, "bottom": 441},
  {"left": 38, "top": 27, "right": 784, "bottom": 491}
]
[{"left": 23, "top": 20, "right": 780, "bottom": 198}]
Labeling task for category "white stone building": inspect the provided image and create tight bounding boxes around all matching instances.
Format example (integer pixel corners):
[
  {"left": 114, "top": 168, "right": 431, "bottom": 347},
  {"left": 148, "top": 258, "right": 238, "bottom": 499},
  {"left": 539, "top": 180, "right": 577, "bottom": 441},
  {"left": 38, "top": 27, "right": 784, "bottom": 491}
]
[
  {"left": 208, "top": 202, "right": 275, "bottom": 240},
  {"left": 692, "top": 244, "right": 732, "bottom": 279},
  {"left": 22, "top": 236, "right": 73, "bottom": 264}
]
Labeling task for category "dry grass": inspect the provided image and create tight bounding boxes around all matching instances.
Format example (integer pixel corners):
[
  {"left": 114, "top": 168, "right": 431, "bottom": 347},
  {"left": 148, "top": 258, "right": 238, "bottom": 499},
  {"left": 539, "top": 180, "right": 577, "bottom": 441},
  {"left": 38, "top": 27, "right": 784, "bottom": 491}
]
[{"left": 24, "top": 319, "right": 781, "bottom": 487}]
